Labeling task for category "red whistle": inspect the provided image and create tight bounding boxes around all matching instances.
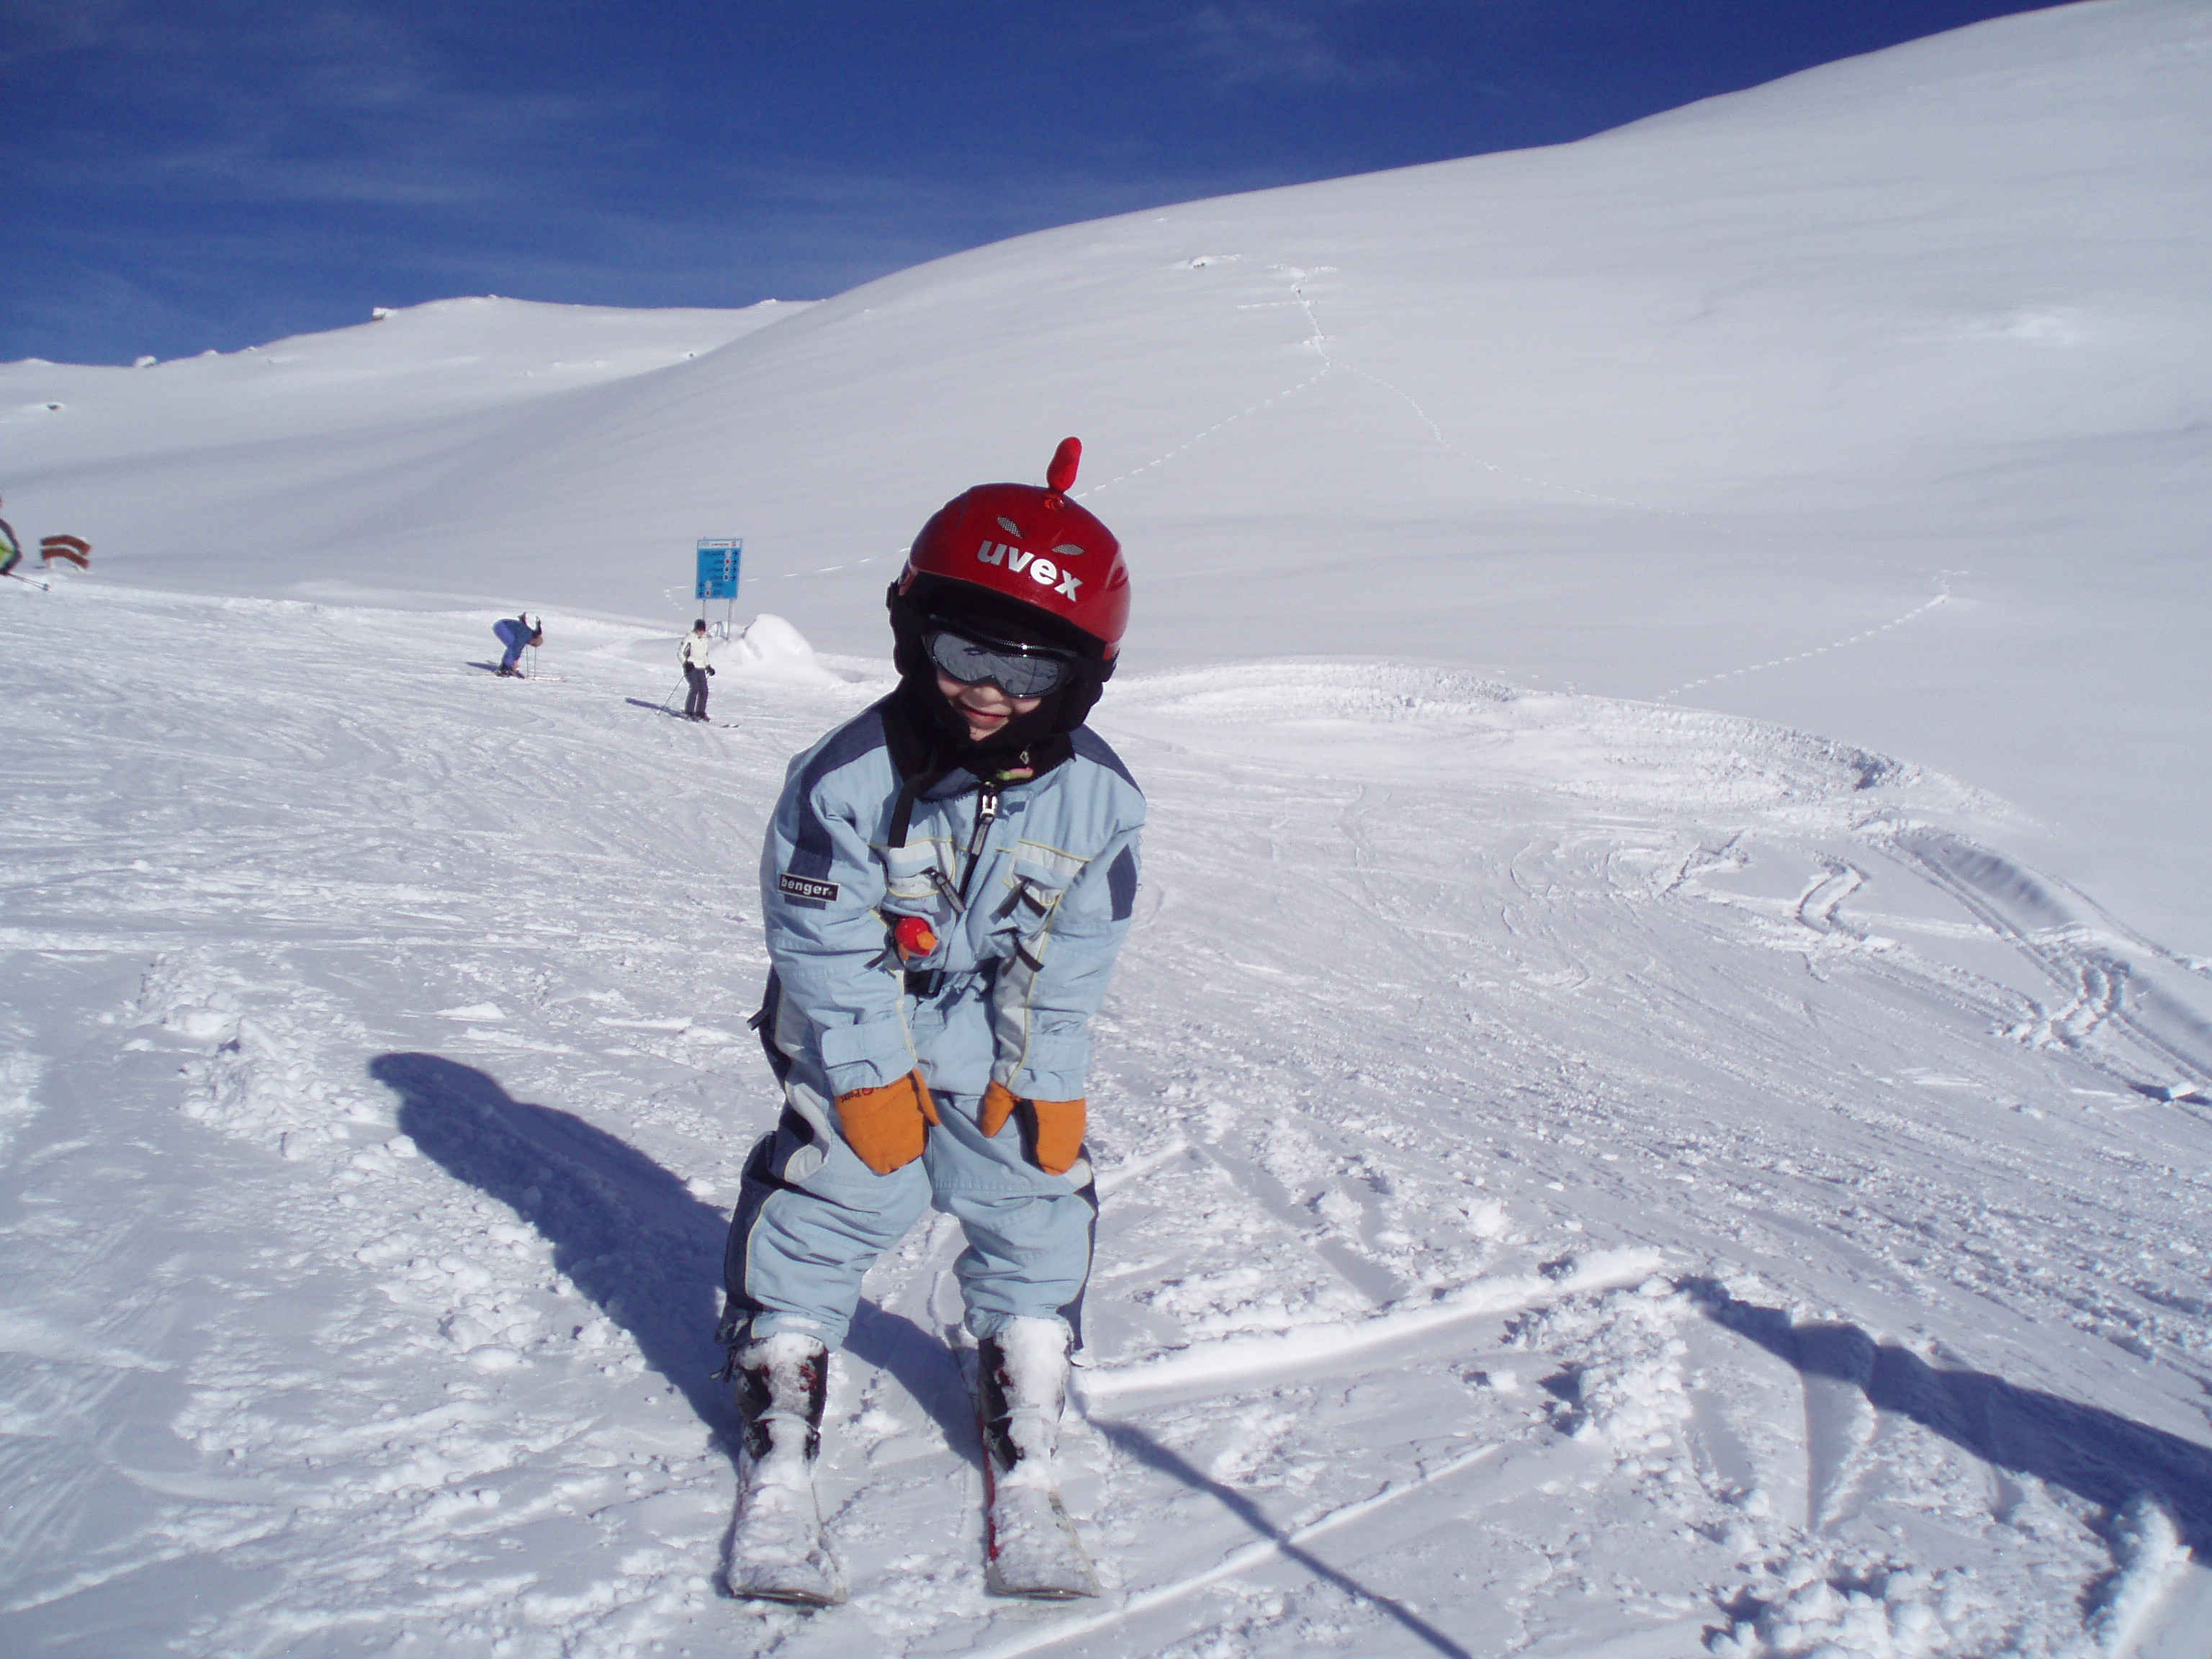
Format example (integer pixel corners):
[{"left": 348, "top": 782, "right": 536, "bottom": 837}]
[{"left": 894, "top": 916, "right": 938, "bottom": 960}]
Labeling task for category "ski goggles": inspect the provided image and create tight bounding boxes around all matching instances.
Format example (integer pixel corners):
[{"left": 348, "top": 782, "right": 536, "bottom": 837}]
[{"left": 924, "top": 624, "right": 1077, "bottom": 698}]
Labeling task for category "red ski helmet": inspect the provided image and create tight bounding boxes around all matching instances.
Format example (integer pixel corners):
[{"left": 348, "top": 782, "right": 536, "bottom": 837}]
[{"left": 892, "top": 438, "right": 1130, "bottom": 661}]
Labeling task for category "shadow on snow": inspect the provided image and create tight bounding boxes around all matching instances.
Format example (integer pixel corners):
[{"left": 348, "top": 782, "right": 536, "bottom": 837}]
[
  {"left": 367, "top": 1052, "right": 974, "bottom": 1460},
  {"left": 369, "top": 1052, "right": 733, "bottom": 1437},
  {"left": 1683, "top": 1279, "right": 2212, "bottom": 1550},
  {"left": 1093, "top": 1421, "right": 1475, "bottom": 1659}
]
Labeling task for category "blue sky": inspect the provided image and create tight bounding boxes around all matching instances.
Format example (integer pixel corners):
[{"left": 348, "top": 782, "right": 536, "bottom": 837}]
[{"left": 3, "top": 1, "right": 2067, "bottom": 365}]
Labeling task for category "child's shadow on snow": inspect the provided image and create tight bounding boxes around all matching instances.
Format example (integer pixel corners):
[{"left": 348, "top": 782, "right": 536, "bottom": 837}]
[
  {"left": 1683, "top": 1278, "right": 2212, "bottom": 1550},
  {"left": 368, "top": 1053, "right": 968, "bottom": 1456}
]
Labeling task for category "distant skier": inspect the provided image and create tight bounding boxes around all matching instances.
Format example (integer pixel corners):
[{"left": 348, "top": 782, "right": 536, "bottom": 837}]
[
  {"left": 493, "top": 612, "right": 541, "bottom": 677},
  {"left": 680, "top": 619, "right": 716, "bottom": 721},
  {"left": 0, "top": 499, "right": 19, "bottom": 581},
  {"left": 720, "top": 438, "right": 1141, "bottom": 1604}
]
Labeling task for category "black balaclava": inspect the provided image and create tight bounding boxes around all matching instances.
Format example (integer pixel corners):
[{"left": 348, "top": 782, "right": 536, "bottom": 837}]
[{"left": 886, "top": 577, "right": 1110, "bottom": 779}]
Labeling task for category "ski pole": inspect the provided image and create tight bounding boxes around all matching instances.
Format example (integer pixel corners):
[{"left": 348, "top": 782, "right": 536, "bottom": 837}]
[{"left": 660, "top": 676, "right": 685, "bottom": 714}]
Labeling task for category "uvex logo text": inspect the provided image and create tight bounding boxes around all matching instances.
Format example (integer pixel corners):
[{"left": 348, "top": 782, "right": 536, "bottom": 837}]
[{"left": 976, "top": 540, "right": 1081, "bottom": 600}]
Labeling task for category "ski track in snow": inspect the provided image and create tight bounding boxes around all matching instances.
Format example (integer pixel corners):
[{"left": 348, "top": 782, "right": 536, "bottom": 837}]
[
  {"left": 743, "top": 264, "right": 1342, "bottom": 590},
  {"left": 1258, "top": 265, "right": 1692, "bottom": 521},
  {"left": 743, "top": 256, "right": 1683, "bottom": 593},
  {"left": 1658, "top": 581, "right": 1956, "bottom": 706},
  {"left": 6, "top": 584, "right": 2212, "bottom": 1658},
  {"left": 1110, "top": 259, "right": 1961, "bottom": 714}
]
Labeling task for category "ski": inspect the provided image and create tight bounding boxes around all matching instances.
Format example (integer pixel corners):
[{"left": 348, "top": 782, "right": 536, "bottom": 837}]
[
  {"left": 651, "top": 707, "right": 737, "bottom": 727},
  {"left": 968, "top": 1339, "right": 1100, "bottom": 1600}
]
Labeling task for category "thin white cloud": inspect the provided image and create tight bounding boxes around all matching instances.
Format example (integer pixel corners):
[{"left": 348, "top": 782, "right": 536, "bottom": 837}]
[
  {"left": 0, "top": 0, "right": 146, "bottom": 68},
  {"left": 6, "top": 1, "right": 613, "bottom": 211},
  {"left": 1177, "top": 3, "right": 1409, "bottom": 88}
]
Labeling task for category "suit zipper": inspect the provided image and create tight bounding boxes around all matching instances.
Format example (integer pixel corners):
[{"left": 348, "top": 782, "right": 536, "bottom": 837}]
[
  {"left": 958, "top": 784, "right": 1001, "bottom": 907},
  {"left": 912, "top": 781, "right": 999, "bottom": 998}
]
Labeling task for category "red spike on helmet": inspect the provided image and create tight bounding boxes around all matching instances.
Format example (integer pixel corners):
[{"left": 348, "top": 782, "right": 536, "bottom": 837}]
[
  {"left": 1046, "top": 436, "right": 1081, "bottom": 495},
  {"left": 896, "top": 438, "right": 1130, "bottom": 659}
]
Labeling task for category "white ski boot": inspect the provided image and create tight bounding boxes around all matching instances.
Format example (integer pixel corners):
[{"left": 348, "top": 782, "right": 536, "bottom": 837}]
[
  {"left": 727, "top": 1333, "right": 845, "bottom": 1606},
  {"left": 974, "top": 1317, "right": 1099, "bottom": 1599}
]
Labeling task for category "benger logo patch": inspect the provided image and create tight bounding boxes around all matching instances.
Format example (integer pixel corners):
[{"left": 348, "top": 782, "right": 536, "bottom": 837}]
[{"left": 778, "top": 873, "right": 839, "bottom": 903}]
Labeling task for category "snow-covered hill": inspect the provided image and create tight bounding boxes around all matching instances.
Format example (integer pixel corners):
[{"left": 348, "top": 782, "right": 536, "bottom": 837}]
[
  {"left": 0, "top": 296, "right": 800, "bottom": 610},
  {"left": 6, "top": 3, "right": 2212, "bottom": 1656},
  {"left": 9, "top": 1, "right": 2211, "bottom": 945}
]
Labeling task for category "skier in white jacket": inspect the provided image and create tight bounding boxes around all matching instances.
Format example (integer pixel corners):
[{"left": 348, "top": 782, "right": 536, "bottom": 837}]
[{"left": 680, "top": 619, "right": 715, "bottom": 721}]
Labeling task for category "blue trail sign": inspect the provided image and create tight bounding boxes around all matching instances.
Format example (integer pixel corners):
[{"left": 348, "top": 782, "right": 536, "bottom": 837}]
[{"left": 696, "top": 539, "right": 742, "bottom": 599}]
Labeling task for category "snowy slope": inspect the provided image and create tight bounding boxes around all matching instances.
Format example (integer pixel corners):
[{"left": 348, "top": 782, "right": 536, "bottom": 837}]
[
  {"left": 6, "top": 2, "right": 2212, "bottom": 1656},
  {"left": 7, "top": 584, "right": 2212, "bottom": 1658}
]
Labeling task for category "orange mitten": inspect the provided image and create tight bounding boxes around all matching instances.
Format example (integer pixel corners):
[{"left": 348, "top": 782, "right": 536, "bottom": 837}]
[
  {"left": 979, "top": 1080, "right": 1087, "bottom": 1176},
  {"left": 834, "top": 1070, "right": 940, "bottom": 1174}
]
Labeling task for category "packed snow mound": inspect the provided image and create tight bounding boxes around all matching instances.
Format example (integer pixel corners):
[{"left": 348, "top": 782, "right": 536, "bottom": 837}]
[
  {"left": 718, "top": 613, "right": 848, "bottom": 688},
  {"left": 595, "top": 613, "right": 853, "bottom": 689}
]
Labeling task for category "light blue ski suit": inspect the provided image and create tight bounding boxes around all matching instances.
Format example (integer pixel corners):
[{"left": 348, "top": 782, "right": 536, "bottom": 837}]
[{"left": 722, "top": 700, "right": 1143, "bottom": 1352}]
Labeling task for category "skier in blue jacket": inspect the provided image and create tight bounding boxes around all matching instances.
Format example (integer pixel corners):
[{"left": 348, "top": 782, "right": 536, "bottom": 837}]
[
  {"left": 493, "top": 612, "right": 541, "bottom": 676},
  {"left": 719, "top": 439, "right": 1139, "bottom": 1600}
]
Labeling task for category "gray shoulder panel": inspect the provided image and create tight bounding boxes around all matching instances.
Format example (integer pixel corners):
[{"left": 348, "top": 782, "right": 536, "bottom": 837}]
[
  {"left": 1071, "top": 727, "right": 1140, "bottom": 792},
  {"left": 788, "top": 709, "right": 890, "bottom": 880}
]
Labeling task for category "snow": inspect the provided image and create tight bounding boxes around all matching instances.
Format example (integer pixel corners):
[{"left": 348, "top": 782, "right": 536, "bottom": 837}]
[
  {"left": 6, "top": 2, "right": 2212, "bottom": 1655},
  {"left": 2085, "top": 1496, "right": 2194, "bottom": 1656},
  {"left": 719, "top": 613, "right": 848, "bottom": 689}
]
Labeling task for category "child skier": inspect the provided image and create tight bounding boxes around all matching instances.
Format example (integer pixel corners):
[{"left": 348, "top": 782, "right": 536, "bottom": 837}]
[{"left": 720, "top": 438, "right": 1141, "bottom": 1603}]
